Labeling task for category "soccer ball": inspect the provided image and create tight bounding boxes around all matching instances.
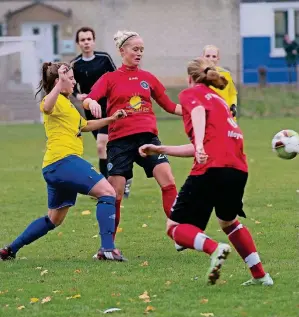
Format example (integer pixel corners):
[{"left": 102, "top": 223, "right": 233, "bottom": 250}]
[{"left": 272, "top": 129, "right": 299, "bottom": 160}]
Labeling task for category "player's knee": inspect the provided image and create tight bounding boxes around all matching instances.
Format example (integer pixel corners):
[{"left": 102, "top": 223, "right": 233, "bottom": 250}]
[
  {"left": 96, "top": 139, "right": 107, "bottom": 157},
  {"left": 218, "top": 217, "right": 237, "bottom": 229},
  {"left": 166, "top": 219, "right": 178, "bottom": 237}
]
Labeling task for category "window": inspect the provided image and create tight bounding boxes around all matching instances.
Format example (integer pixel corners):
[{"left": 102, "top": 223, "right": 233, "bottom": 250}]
[
  {"left": 52, "top": 24, "right": 59, "bottom": 55},
  {"left": 295, "top": 10, "right": 299, "bottom": 43},
  {"left": 274, "top": 11, "right": 288, "bottom": 48}
]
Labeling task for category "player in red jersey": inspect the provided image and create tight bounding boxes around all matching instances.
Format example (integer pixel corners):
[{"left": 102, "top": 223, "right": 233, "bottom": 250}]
[
  {"left": 139, "top": 57, "right": 273, "bottom": 286},
  {"left": 83, "top": 30, "right": 181, "bottom": 243}
]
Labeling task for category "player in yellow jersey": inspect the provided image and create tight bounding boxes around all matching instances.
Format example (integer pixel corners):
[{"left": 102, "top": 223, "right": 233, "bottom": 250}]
[
  {"left": 202, "top": 45, "right": 238, "bottom": 118},
  {"left": 0, "top": 62, "right": 127, "bottom": 262}
]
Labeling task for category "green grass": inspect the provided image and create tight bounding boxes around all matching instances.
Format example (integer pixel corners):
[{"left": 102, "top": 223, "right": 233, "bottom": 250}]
[{"left": 1, "top": 118, "right": 299, "bottom": 317}]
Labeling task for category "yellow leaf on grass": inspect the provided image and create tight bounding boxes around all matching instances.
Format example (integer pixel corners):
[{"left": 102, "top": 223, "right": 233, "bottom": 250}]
[
  {"left": 17, "top": 289, "right": 23, "bottom": 292},
  {"left": 165, "top": 281, "right": 171, "bottom": 286},
  {"left": 30, "top": 298, "right": 39, "bottom": 304},
  {"left": 35, "top": 267, "right": 42, "bottom": 270},
  {"left": 139, "top": 291, "right": 150, "bottom": 301},
  {"left": 57, "top": 232, "right": 63, "bottom": 237},
  {"left": 266, "top": 204, "right": 272, "bottom": 208},
  {"left": 52, "top": 290, "right": 61, "bottom": 294},
  {"left": 144, "top": 305, "right": 155, "bottom": 313},
  {"left": 74, "top": 269, "right": 81, "bottom": 274},
  {"left": 66, "top": 294, "right": 81, "bottom": 300},
  {"left": 117, "top": 227, "right": 123, "bottom": 233},
  {"left": 0, "top": 290, "right": 8, "bottom": 294},
  {"left": 200, "top": 298, "right": 209, "bottom": 304},
  {"left": 17, "top": 305, "right": 25, "bottom": 310},
  {"left": 81, "top": 210, "right": 91, "bottom": 215},
  {"left": 40, "top": 270, "right": 48, "bottom": 276},
  {"left": 140, "top": 261, "right": 149, "bottom": 267},
  {"left": 200, "top": 313, "right": 214, "bottom": 317},
  {"left": 144, "top": 299, "right": 151, "bottom": 303},
  {"left": 41, "top": 296, "right": 51, "bottom": 304},
  {"left": 142, "top": 224, "right": 148, "bottom": 228},
  {"left": 111, "top": 293, "right": 121, "bottom": 297},
  {"left": 92, "top": 235, "right": 98, "bottom": 238}
]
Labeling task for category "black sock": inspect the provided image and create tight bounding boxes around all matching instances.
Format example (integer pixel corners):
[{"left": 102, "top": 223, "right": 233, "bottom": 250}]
[{"left": 99, "top": 158, "right": 108, "bottom": 178}]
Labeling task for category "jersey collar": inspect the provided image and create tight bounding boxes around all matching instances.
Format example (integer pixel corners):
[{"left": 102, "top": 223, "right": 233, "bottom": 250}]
[{"left": 119, "top": 63, "right": 138, "bottom": 72}]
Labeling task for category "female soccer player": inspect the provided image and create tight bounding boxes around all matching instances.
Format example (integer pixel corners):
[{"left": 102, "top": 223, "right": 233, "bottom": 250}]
[
  {"left": 139, "top": 57, "right": 273, "bottom": 286},
  {"left": 0, "top": 62, "right": 127, "bottom": 262},
  {"left": 202, "top": 45, "right": 238, "bottom": 118},
  {"left": 83, "top": 30, "right": 181, "bottom": 238}
]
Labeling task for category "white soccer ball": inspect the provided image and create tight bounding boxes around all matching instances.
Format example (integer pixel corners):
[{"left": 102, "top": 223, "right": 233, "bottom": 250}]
[{"left": 272, "top": 129, "right": 299, "bottom": 160}]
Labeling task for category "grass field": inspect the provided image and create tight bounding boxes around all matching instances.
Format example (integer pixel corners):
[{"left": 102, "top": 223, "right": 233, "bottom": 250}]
[{"left": 1, "top": 118, "right": 299, "bottom": 317}]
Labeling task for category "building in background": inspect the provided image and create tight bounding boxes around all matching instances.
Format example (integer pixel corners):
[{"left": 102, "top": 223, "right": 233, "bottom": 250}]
[{"left": 241, "top": 0, "right": 299, "bottom": 84}]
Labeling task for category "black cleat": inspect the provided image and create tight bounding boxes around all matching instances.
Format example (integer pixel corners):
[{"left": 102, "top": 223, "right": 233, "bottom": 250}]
[{"left": 0, "top": 246, "right": 16, "bottom": 261}]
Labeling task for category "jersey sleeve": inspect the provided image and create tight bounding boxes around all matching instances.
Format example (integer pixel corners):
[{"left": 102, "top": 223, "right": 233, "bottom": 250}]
[
  {"left": 40, "top": 96, "right": 59, "bottom": 115},
  {"left": 105, "top": 54, "right": 117, "bottom": 72},
  {"left": 179, "top": 89, "right": 210, "bottom": 114},
  {"left": 86, "top": 73, "right": 109, "bottom": 100},
  {"left": 80, "top": 115, "right": 87, "bottom": 129},
  {"left": 228, "top": 75, "right": 238, "bottom": 106},
  {"left": 149, "top": 74, "right": 177, "bottom": 113}
]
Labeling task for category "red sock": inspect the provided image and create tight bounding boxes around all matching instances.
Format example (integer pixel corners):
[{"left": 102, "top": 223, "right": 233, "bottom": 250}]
[
  {"left": 167, "top": 223, "right": 218, "bottom": 255},
  {"left": 113, "top": 199, "right": 121, "bottom": 241},
  {"left": 161, "top": 184, "right": 177, "bottom": 217},
  {"left": 223, "top": 220, "right": 265, "bottom": 279}
]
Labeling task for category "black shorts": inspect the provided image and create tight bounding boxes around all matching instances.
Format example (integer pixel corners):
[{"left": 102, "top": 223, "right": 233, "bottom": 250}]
[
  {"left": 107, "top": 132, "right": 169, "bottom": 180},
  {"left": 170, "top": 168, "right": 248, "bottom": 230},
  {"left": 84, "top": 101, "right": 108, "bottom": 139}
]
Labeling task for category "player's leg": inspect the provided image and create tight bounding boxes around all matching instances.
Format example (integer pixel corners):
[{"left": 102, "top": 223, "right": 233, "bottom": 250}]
[
  {"left": 167, "top": 174, "right": 231, "bottom": 285},
  {"left": 106, "top": 136, "right": 135, "bottom": 239},
  {"left": 0, "top": 164, "right": 75, "bottom": 260},
  {"left": 135, "top": 134, "right": 177, "bottom": 217},
  {"left": 213, "top": 168, "right": 273, "bottom": 286}
]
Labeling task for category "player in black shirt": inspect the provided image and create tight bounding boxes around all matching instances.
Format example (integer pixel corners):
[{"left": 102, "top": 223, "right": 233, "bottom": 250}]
[{"left": 72, "top": 27, "right": 133, "bottom": 198}]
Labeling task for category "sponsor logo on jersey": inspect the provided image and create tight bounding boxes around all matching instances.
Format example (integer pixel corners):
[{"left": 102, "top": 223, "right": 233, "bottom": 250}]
[{"left": 228, "top": 130, "right": 243, "bottom": 139}]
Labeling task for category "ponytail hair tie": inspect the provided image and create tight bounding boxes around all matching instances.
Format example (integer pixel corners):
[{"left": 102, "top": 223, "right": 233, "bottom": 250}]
[{"left": 204, "top": 67, "right": 212, "bottom": 74}]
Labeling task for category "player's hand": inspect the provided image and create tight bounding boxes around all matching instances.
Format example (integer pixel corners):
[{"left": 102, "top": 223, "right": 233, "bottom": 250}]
[
  {"left": 77, "top": 93, "right": 88, "bottom": 101},
  {"left": 139, "top": 144, "right": 161, "bottom": 157},
  {"left": 195, "top": 144, "right": 208, "bottom": 164},
  {"left": 89, "top": 100, "right": 102, "bottom": 118},
  {"left": 111, "top": 110, "right": 127, "bottom": 121},
  {"left": 58, "top": 65, "right": 70, "bottom": 82},
  {"left": 230, "top": 104, "right": 237, "bottom": 118}
]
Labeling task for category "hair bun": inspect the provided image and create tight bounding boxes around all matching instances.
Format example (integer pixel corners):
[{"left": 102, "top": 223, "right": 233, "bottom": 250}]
[{"left": 113, "top": 30, "right": 139, "bottom": 49}]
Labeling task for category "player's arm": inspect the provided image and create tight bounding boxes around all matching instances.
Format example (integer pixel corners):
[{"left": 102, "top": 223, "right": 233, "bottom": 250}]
[
  {"left": 139, "top": 143, "right": 194, "bottom": 158},
  {"left": 227, "top": 73, "right": 238, "bottom": 117},
  {"left": 150, "top": 75, "right": 182, "bottom": 115},
  {"left": 42, "top": 65, "right": 69, "bottom": 114},
  {"left": 82, "top": 110, "right": 126, "bottom": 132}
]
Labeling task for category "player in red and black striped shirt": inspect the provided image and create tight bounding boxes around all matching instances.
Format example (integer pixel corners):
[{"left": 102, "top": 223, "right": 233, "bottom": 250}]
[{"left": 83, "top": 30, "right": 181, "bottom": 243}]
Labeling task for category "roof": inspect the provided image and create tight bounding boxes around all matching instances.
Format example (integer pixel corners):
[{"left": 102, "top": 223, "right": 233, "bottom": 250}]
[{"left": 6, "top": 1, "right": 72, "bottom": 19}]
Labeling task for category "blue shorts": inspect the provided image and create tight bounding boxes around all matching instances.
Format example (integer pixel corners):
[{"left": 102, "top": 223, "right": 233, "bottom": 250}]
[{"left": 42, "top": 155, "right": 104, "bottom": 209}]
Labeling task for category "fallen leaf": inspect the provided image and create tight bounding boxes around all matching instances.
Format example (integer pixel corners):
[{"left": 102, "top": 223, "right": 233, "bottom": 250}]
[
  {"left": 72, "top": 230, "right": 75, "bottom": 232},
  {"left": 257, "top": 232, "right": 263, "bottom": 235},
  {"left": 20, "top": 257, "right": 27, "bottom": 260},
  {"left": 17, "top": 289, "right": 23, "bottom": 292},
  {"left": 139, "top": 291, "right": 150, "bottom": 301},
  {"left": 142, "top": 224, "right": 148, "bottom": 228},
  {"left": 140, "top": 261, "right": 149, "bottom": 267},
  {"left": 266, "top": 204, "right": 272, "bottom": 208},
  {"left": 81, "top": 210, "right": 91, "bottom": 215},
  {"left": 35, "top": 267, "right": 42, "bottom": 270},
  {"left": 103, "top": 308, "right": 122, "bottom": 314},
  {"left": 200, "top": 298, "right": 209, "bottom": 304},
  {"left": 165, "top": 281, "right": 171, "bottom": 286},
  {"left": 52, "top": 290, "right": 61, "bottom": 294},
  {"left": 0, "top": 290, "right": 8, "bottom": 294},
  {"left": 4, "top": 304, "right": 9, "bottom": 307},
  {"left": 17, "top": 305, "right": 25, "bottom": 310},
  {"left": 200, "top": 313, "right": 214, "bottom": 317},
  {"left": 66, "top": 294, "right": 81, "bottom": 300},
  {"left": 30, "top": 298, "right": 39, "bottom": 304},
  {"left": 255, "top": 221, "right": 261, "bottom": 224},
  {"left": 111, "top": 271, "right": 117, "bottom": 275},
  {"left": 41, "top": 296, "right": 51, "bottom": 304},
  {"left": 144, "top": 305, "right": 155, "bottom": 313},
  {"left": 111, "top": 293, "right": 121, "bottom": 297},
  {"left": 219, "top": 280, "right": 227, "bottom": 285},
  {"left": 116, "top": 227, "right": 123, "bottom": 233},
  {"left": 144, "top": 299, "right": 151, "bottom": 303},
  {"left": 74, "top": 269, "right": 81, "bottom": 274},
  {"left": 57, "top": 232, "right": 63, "bottom": 237},
  {"left": 40, "top": 270, "right": 48, "bottom": 276},
  {"left": 92, "top": 235, "right": 98, "bottom": 238},
  {"left": 148, "top": 216, "right": 152, "bottom": 218},
  {"left": 216, "top": 229, "right": 221, "bottom": 232}
]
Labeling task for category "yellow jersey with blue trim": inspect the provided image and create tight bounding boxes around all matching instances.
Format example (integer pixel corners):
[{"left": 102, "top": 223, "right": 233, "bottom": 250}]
[
  {"left": 209, "top": 66, "right": 238, "bottom": 108},
  {"left": 40, "top": 94, "right": 87, "bottom": 168}
]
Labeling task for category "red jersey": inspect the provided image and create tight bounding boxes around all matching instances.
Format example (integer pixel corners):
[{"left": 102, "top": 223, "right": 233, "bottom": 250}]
[
  {"left": 179, "top": 84, "right": 248, "bottom": 175},
  {"left": 86, "top": 64, "right": 177, "bottom": 141}
]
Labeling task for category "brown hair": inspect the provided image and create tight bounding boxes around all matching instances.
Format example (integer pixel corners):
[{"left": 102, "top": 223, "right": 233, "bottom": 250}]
[
  {"left": 35, "top": 62, "right": 70, "bottom": 97},
  {"left": 75, "top": 26, "right": 96, "bottom": 43},
  {"left": 187, "top": 57, "right": 228, "bottom": 90}
]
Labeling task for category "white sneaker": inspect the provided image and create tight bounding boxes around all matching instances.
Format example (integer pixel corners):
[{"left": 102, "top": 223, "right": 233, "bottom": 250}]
[
  {"left": 206, "top": 243, "right": 231, "bottom": 285},
  {"left": 242, "top": 273, "right": 274, "bottom": 286}
]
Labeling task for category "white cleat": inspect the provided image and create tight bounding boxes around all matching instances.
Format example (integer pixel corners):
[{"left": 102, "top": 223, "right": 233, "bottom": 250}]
[
  {"left": 206, "top": 243, "right": 231, "bottom": 285},
  {"left": 242, "top": 273, "right": 274, "bottom": 286},
  {"left": 175, "top": 243, "right": 187, "bottom": 252}
]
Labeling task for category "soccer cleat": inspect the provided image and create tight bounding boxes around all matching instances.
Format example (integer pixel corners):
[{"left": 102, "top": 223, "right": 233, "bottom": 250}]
[
  {"left": 241, "top": 273, "right": 274, "bottom": 286},
  {"left": 93, "top": 248, "right": 128, "bottom": 262},
  {"left": 0, "top": 246, "right": 16, "bottom": 261},
  {"left": 175, "top": 243, "right": 187, "bottom": 252},
  {"left": 206, "top": 243, "right": 231, "bottom": 285},
  {"left": 123, "top": 178, "right": 133, "bottom": 198}
]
